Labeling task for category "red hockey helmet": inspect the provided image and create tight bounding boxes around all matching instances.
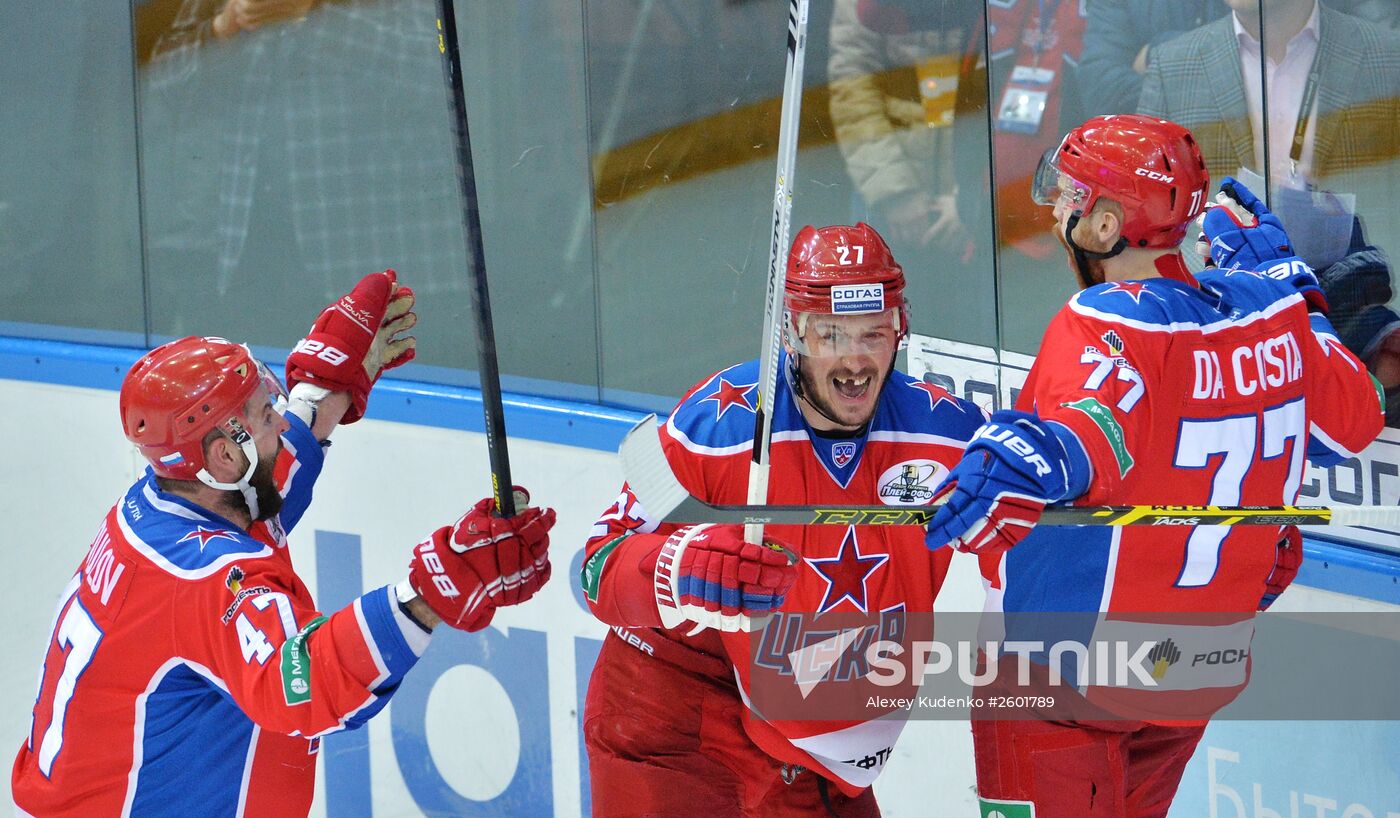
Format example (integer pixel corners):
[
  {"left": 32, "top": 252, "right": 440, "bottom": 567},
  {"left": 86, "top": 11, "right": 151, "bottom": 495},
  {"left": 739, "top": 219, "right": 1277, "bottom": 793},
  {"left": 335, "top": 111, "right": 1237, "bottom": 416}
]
[
  {"left": 784, "top": 223, "right": 909, "bottom": 356},
  {"left": 1033, "top": 114, "right": 1210, "bottom": 249},
  {"left": 120, "top": 336, "right": 271, "bottom": 481}
]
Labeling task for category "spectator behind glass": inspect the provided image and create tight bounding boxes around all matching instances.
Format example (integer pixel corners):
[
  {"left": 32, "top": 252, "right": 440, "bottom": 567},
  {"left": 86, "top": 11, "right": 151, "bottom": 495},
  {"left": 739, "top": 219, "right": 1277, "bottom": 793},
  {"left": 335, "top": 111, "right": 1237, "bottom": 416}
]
[
  {"left": 1138, "top": 0, "right": 1400, "bottom": 425},
  {"left": 829, "top": 1, "right": 1091, "bottom": 353},
  {"left": 135, "top": 0, "right": 464, "bottom": 324},
  {"left": 828, "top": 0, "right": 987, "bottom": 344},
  {"left": 950, "top": 0, "right": 1091, "bottom": 352},
  {"left": 828, "top": 0, "right": 976, "bottom": 265},
  {"left": 1078, "top": 0, "right": 1228, "bottom": 119}
]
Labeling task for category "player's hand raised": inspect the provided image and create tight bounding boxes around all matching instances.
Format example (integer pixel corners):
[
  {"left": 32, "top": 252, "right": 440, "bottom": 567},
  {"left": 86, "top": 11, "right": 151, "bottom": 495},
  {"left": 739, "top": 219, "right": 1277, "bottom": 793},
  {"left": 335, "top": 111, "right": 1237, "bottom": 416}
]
[
  {"left": 924, "top": 411, "right": 1086, "bottom": 556},
  {"left": 1195, "top": 177, "right": 1294, "bottom": 272},
  {"left": 407, "top": 488, "right": 555, "bottom": 631},
  {"left": 285, "top": 269, "right": 417, "bottom": 424},
  {"left": 653, "top": 524, "right": 797, "bottom": 635}
]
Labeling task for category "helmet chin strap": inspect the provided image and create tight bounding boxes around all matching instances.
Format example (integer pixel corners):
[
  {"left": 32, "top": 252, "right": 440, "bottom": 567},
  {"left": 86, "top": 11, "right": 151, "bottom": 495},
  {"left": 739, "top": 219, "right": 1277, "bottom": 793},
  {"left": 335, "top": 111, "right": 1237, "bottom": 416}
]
[
  {"left": 787, "top": 354, "right": 847, "bottom": 429},
  {"left": 1065, "top": 212, "right": 1128, "bottom": 290},
  {"left": 196, "top": 436, "right": 262, "bottom": 521}
]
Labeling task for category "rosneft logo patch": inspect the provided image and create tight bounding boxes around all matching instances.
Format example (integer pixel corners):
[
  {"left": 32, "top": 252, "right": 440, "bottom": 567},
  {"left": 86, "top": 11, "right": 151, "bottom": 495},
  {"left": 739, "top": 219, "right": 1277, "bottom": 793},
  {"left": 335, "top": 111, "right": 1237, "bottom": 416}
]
[{"left": 1148, "top": 639, "right": 1182, "bottom": 680}]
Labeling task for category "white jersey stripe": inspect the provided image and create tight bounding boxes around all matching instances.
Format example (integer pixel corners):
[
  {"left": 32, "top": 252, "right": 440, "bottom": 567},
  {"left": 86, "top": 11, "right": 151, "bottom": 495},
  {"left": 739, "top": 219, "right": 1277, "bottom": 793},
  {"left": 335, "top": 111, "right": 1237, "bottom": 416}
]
[
  {"left": 115, "top": 506, "right": 270, "bottom": 581},
  {"left": 233, "top": 725, "right": 259, "bottom": 818},
  {"left": 1068, "top": 290, "right": 1302, "bottom": 334}
]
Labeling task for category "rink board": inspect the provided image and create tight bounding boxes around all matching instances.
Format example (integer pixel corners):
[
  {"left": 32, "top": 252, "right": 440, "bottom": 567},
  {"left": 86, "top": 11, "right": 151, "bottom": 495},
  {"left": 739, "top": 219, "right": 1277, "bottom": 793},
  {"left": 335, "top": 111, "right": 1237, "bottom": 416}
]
[{"left": 0, "top": 336, "right": 1397, "bottom": 817}]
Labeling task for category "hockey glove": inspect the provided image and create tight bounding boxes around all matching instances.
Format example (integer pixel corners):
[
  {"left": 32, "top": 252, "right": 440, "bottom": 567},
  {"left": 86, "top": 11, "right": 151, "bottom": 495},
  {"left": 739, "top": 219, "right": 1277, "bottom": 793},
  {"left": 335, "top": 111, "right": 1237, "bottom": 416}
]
[
  {"left": 1197, "top": 181, "right": 1331, "bottom": 313},
  {"left": 408, "top": 488, "right": 556, "bottom": 631},
  {"left": 653, "top": 524, "right": 797, "bottom": 634},
  {"left": 286, "top": 269, "right": 417, "bottom": 424},
  {"left": 1196, "top": 177, "right": 1294, "bottom": 271},
  {"left": 924, "top": 411, "right": 1089, "bottom": 556},
  {"left": 1259, "top": 525, "right": 1303, "bottom": 610}
]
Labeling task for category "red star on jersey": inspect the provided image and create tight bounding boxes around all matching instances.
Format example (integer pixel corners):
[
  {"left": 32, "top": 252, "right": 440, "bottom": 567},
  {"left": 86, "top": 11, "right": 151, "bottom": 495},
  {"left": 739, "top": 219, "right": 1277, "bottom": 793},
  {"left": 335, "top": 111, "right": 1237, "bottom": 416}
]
[
  {"left": 698, "top": 376, "right": 758, "bottom": 421},
  {"left": 1102, "top": 281, "right": 1163, "bottom": 304},
  {"left": 804, "top": 528, "right": 889, "bottom": 614},
  {"left": 907, "top": 380, "right": 969, "bottom": 414},
  {"left": 177, "top": 526, "right": 239, "bottom": 551}
]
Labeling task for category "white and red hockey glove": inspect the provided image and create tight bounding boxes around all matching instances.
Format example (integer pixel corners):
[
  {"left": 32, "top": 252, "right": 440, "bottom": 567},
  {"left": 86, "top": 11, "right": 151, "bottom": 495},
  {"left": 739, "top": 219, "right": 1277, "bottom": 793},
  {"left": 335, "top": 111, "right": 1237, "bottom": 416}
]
[
  {"left": 407, "top": 489, "right": 556, "bottom": 631},
  {"left": 1259, "top": 525, "right": 1303, "bottom": 610},
  {"left": 653, "top": 524, "right": 797, "bottom": 634},
  {"left": 924, "top": 410, "right": 1089, "bottom": 556},
  {"left": 286, "top": 269, "right": 417, "bottom": 424}
]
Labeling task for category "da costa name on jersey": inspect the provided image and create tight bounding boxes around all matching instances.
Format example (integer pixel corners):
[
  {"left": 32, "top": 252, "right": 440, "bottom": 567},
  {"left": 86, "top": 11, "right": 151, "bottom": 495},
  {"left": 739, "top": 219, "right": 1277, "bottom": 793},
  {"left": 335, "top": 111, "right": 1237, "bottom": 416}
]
[{"left": 1191, "top": 330, "right": 1303, "bottom": 400}]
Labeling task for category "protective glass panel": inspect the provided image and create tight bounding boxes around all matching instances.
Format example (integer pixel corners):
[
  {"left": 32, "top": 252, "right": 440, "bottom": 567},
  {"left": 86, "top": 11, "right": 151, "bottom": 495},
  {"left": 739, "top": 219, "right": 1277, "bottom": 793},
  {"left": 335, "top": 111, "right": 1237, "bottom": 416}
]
[
  {"left": 587, "top": 0, "right": 998, "bottom": 409},
  {"left": 132, "top": 0, "right": 599, "bottom": 399},
  {"left": 0, "top": 4, "right": 145, "bottom": 343},
  {"left": 1258, "top": 0, "right": 1400, "bottom": 432}
]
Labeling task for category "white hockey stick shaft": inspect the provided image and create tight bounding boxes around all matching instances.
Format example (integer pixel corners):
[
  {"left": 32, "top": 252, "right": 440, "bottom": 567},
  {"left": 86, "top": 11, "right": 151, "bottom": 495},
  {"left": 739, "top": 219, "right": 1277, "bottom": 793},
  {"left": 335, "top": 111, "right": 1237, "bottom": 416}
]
[{"left": 748, "top": 0, "right": 811, "bottom": 546}]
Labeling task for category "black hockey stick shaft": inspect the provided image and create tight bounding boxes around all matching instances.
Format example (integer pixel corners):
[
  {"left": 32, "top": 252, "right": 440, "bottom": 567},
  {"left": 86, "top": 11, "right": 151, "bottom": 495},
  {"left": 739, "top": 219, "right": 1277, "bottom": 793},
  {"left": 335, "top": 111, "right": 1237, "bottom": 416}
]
[{"left": 434, "top": 0, "right": 515, "bottom": 516}]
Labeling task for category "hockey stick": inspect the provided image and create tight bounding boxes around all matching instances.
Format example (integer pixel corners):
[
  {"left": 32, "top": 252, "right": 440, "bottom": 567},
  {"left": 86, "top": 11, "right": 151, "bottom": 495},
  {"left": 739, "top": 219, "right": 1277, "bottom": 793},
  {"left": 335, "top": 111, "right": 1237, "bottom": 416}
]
[
  {"left": 621, "top": 415, "right": 1400, "bottom": 529},
  {"left": 747, "top": 0, "right": 811, "bottom": 545},
  {"left": 434, "top": 0, "right": 515, "bottom": 516}
]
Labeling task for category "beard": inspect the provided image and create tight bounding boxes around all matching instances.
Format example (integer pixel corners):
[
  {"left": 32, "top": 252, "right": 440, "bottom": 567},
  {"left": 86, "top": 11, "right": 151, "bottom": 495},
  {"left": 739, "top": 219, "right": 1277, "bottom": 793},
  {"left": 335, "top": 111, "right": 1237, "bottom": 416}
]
[
  {"left": 795, "top": 355, "right": 891, "bottom": 430},
  {"left": 227, "top": 449, "right": 284, "bottom": 522},
  {"left": 1057, "top": 221, "right": 1108, "bottom": 289}
]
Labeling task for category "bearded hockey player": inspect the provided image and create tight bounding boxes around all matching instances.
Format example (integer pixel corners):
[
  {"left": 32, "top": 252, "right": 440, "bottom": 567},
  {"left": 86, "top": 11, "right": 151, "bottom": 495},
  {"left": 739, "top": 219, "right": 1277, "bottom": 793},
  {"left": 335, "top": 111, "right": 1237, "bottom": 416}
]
[
  {"left": 579, "top": 223, "right": 986, "bottom": 817},
  {"left": 923, "top": 115, "right": 1384, "bottom": 817},
  {"left": 12, "top": 271, "right": 555, "bottom": 817}
]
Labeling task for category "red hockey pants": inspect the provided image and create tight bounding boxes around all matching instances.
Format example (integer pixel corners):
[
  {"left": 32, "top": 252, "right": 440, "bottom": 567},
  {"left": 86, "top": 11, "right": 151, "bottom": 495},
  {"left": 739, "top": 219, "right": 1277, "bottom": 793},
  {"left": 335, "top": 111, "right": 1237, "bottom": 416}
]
[
  {"left": 972, "top": 716, "right": 1205, "bottom": 818},
  {"left": 583, "top": 632, "right": 880, "bottom": 818}
]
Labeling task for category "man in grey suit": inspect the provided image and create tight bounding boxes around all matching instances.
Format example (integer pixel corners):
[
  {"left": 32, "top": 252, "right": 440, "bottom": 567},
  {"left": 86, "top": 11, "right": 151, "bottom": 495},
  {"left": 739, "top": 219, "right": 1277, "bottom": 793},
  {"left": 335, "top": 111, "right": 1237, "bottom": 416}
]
[
  {"left": 1137, "top": 0, "right": 1400, "bottom": 428},
  {"left": 1137, "top": 0, "right": 1400, "bottom": 238}
]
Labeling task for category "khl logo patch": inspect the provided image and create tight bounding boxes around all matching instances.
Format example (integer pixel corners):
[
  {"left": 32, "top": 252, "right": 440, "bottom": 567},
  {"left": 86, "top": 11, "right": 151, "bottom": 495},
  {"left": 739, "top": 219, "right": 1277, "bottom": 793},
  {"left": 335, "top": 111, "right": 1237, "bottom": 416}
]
[{"left": 832, "top": 441, "right": 857, "bottom": 468}]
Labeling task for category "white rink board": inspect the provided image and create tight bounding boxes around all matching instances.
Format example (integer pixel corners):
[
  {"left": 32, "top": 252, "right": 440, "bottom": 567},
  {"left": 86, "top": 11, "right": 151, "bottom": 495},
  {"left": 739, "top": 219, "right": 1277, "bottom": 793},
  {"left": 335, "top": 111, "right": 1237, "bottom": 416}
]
[{"left": 1, "top": 374, "right": 1396, "bottom": 817}]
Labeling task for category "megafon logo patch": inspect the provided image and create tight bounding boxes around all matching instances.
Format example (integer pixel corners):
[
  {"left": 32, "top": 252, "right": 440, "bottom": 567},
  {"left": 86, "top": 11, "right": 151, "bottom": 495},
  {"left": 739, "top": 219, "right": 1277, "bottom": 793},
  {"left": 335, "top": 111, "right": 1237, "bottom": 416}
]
[
  {"left": 831, "top": 284, "right": 885, "bottom": 314},
  {"left": 877, "top": 460, "right": 943, "bottom": 505}
]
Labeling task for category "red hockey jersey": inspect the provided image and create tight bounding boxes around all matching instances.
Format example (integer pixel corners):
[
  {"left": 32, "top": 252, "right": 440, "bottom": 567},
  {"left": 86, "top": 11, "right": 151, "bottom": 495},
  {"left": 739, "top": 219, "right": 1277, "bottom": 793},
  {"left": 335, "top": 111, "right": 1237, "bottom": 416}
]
[
  {"left": 13, "top": 412, "right": 429, "bottom": 818},
  {"left": 982, "top": 258, "right": 1383, "bottom": 717},
  {"left": 582, "top": 355, "right": 985, "bottom": 794}
]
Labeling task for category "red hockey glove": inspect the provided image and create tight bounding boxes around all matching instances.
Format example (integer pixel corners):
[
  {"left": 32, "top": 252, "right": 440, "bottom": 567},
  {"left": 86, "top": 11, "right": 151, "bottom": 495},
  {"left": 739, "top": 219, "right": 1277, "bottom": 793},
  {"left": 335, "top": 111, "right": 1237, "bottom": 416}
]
[
  {"left": 653, "top": 524, "right": 798, "bottom": 634},
  {"left": 1259, "top": 525, "right": 1303, "bottom": 610},
  {"left": 408, "top": 488, "right": 556, "bottom": 631},
  {"left": 286, "top": 269, "right": 417, "bottom": 424}
]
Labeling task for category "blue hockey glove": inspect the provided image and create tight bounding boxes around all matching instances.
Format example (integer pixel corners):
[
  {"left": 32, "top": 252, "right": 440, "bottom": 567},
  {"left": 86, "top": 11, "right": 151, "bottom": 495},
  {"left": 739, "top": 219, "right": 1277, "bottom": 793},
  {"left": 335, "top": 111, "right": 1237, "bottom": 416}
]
[
  {"left": 1196, "top": 176, "right": 1295, "bottom": 272},
  {"left": 925, "top": 411, "right": 1090, "bottom": 556}
]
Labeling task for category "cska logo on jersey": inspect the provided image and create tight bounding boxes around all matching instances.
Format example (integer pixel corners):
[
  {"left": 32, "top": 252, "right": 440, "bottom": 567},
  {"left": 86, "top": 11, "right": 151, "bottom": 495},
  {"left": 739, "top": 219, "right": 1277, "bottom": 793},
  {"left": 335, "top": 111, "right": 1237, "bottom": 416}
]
[{"left": 832, "top": 441, "right": 857, "bottom": 468}]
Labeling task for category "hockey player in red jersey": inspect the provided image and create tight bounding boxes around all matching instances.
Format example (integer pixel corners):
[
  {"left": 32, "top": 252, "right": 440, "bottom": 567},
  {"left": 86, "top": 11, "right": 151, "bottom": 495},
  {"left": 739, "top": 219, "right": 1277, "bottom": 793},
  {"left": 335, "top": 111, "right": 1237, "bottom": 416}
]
[
  {"left": 579, "top": 223, "right": 987, "bottom": 817},
  {"left": 12, "top": 270, "right": 555, "bottom": 818},
  {"left": 923, "top": 115, "right": 1385, "bottom": 817}
]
